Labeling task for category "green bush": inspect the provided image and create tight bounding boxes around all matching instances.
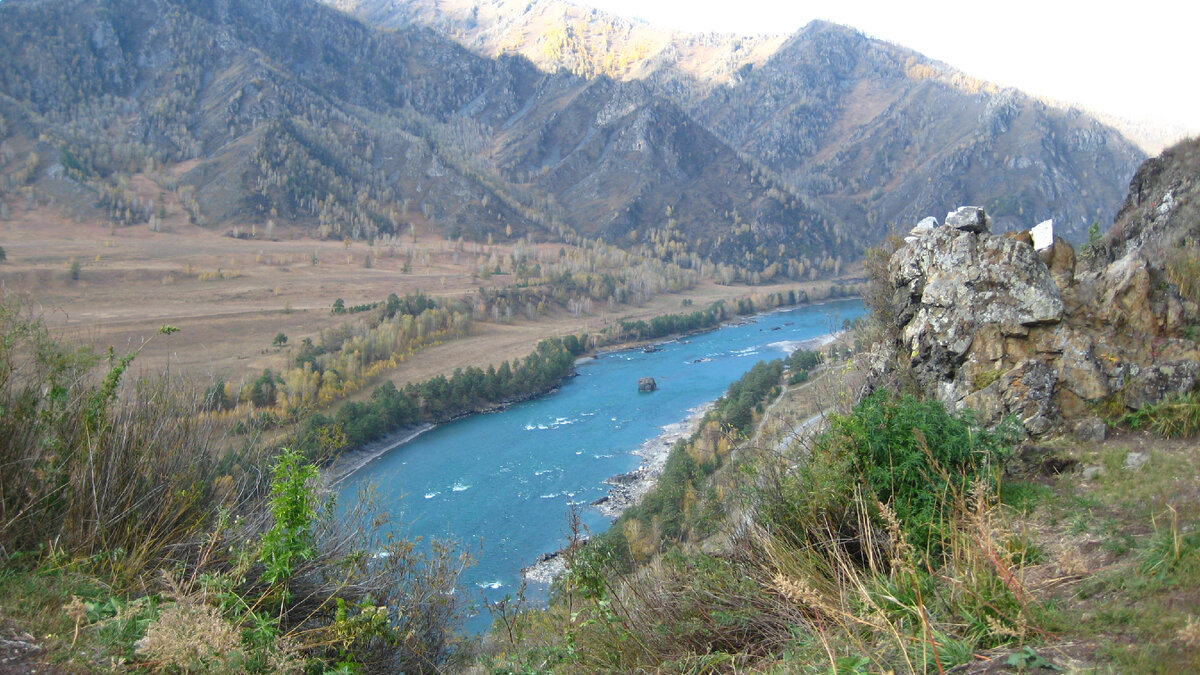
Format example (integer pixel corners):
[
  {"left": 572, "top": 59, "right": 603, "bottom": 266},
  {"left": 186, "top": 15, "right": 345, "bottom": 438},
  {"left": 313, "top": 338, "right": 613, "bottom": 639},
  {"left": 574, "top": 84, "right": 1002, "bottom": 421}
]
[
  {"left": 259, "top": 449, "right": 319, "bottom": 589},
  {"left": 764, "top": 390, "right": 1015, "bottom": 556}
]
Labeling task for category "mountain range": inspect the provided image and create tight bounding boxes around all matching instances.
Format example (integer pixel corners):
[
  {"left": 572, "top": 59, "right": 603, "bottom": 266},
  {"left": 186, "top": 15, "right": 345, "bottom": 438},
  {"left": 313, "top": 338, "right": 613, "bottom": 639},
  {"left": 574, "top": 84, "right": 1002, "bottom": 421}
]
[{"left": 0, "top": 0, "right": 1146, "bottom": 280}]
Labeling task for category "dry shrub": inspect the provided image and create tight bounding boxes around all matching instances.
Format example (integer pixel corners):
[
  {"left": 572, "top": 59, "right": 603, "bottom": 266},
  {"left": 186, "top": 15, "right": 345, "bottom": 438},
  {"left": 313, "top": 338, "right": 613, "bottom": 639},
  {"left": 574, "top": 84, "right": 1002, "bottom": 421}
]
[
  {"left": 860, "top": 235, "right": 903, "bottom": 346},
  {"left": 1178, "top": 615, "right": 1200, "bottom": 649},
  {"left": 0, "top": 298, "right": 472, "bottom": 672},
  {"left": 136, "top": 602, "right": 245, "bottom": 672},
  {"left": 0, "top": 299, "right": 258, "bottom": 579},
  {"left": 1166, "top": 240, "right": 1200, "bottom": 305}
]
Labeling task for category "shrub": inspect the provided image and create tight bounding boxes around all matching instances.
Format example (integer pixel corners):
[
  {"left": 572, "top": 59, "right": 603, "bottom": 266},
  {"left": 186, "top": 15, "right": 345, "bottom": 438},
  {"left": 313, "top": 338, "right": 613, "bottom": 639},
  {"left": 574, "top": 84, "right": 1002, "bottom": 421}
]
[
  {"left": 0, "top": 302, "right": 233, "bottom": 577},
  {"left": 259, "top": 449, "right": 318, "bottom": 590},
  {"left": 763, "top": 390, "right": 1015, "bottom": 556},
  {"left": 861, "top": 236, "right": 902, "bottom": 344},
  {"left": 0, "top": 300, "right": 472, "bottom": 672}
]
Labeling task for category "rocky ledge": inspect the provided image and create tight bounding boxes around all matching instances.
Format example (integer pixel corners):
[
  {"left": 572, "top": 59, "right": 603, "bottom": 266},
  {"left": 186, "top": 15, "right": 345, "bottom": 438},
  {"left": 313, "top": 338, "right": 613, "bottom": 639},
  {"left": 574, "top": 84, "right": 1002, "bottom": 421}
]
[{"left": 869, "top": 200, "right": 1199, "bottom": 437}]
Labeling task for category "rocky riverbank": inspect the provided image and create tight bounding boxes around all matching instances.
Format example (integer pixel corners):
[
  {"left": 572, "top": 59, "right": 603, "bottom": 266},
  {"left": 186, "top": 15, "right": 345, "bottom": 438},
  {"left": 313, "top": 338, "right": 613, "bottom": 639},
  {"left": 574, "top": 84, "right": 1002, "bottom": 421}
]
[
  {"left": 593, "top": 401, "right": 715, "bottom": 518},
  {"left": 522, "top": 402, "right": 714, "bottom": 584}
]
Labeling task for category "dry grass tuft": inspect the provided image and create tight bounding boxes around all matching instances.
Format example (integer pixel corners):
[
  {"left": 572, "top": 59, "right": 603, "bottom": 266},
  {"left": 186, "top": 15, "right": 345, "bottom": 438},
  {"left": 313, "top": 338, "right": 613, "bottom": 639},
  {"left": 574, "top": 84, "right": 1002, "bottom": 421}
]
[
  {"left": 1177, "top": 615, "right": 1200, "bottom": 649},
  {"left": 135, "top": 602, "right": 244, "bottom": 672}
]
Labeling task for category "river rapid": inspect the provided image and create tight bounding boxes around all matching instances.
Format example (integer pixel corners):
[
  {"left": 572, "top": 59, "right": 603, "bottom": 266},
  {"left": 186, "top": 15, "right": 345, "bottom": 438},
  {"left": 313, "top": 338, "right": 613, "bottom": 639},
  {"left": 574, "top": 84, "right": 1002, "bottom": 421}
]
[{"left": 336, "top": 298, "right": 864, "bottom": 630}]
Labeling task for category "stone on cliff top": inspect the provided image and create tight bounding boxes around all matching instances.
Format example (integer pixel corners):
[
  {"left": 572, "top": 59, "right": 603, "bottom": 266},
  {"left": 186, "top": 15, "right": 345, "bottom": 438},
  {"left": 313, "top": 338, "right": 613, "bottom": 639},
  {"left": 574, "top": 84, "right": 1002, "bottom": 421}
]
[
  {"left": 945, "top": 206, "right": 991, "bottom": 233},
  {"left": 910, "top": 217, "right": 939, "bottom": 236},
  {"left": 888, "top": 206, "right": 1067, "bottom": 432},
  {"left": 892, "top": 225, "right": 1064, "bottom": 331}
]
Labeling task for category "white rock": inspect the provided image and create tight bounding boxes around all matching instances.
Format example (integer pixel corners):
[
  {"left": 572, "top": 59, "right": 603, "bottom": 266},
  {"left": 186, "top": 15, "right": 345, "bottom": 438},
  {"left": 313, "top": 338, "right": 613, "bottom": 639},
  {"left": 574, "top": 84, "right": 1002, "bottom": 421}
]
[
  {"left": 1123, "top": 451, "right": 1150, "bottom": 470},
  {"left": 909, "top": 216, "right": 939, "bottom": 237}
]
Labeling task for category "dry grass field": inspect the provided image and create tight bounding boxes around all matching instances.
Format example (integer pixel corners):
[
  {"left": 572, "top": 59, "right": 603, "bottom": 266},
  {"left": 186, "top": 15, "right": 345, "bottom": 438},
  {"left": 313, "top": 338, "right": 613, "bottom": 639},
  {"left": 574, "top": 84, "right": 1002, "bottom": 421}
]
[{"left": 0, "top": 201, "right": 840, "bottom": 409}]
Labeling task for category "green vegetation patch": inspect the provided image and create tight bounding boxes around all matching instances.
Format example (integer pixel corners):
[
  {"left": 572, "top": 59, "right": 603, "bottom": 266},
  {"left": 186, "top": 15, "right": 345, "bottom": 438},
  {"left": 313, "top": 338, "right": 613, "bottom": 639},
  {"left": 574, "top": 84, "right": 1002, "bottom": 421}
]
[{"left": 766, "top": 390, "right": 1016, "bottom": 555}]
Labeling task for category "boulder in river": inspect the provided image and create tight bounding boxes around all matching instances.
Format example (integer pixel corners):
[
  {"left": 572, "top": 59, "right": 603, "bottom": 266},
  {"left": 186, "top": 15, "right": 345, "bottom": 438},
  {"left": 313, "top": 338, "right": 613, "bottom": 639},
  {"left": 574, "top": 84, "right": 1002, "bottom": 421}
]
[{"left": 638, "top": 377, "right": 657, "bottom": 392}]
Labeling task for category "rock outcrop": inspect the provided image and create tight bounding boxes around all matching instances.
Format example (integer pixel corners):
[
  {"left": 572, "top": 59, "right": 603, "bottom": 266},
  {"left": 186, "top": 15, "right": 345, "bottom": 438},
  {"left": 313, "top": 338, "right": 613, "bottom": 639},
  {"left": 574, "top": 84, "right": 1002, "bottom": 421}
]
[
  {"left": 871, "top": 160, "right": 1200, "bottom": 436},
  {"left": 638, "top": 377, "right": 658, "bottom": 392}
]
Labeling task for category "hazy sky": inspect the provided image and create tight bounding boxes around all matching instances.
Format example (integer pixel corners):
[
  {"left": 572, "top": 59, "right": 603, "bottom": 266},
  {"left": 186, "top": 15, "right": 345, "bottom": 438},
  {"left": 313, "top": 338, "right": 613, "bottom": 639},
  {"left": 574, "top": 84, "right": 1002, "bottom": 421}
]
[{"left": 582, "top": 0, "right": 1198, "bottom": 134}]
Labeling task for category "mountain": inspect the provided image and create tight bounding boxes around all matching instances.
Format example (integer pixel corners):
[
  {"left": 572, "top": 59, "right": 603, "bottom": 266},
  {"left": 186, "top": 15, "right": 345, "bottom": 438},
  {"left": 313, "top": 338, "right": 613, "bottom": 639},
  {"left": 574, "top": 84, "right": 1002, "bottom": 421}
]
[
  {"left": 0, "top": 0, "right": 852, "bottom": 279},
  {"left": 327, "top": 0, "right": 1147, "bottom": 243}
]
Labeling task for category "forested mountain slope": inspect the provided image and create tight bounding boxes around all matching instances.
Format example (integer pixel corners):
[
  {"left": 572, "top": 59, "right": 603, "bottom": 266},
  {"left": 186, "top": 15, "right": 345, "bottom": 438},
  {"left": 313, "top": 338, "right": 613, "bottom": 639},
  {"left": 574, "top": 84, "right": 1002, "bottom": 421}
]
[
  {"left": 329, "top": 0, "right": 1146, "bottom": 242},
  {"left": 0, "top": 0, "right": 851, "bottom": 279}
]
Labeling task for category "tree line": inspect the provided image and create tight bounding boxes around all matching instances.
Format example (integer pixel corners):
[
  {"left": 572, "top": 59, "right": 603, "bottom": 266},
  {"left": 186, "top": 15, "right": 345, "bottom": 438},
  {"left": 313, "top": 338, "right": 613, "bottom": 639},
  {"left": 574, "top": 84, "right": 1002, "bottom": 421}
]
[{"left": 293, "top": 335, "right": 589, "bottom": 461}]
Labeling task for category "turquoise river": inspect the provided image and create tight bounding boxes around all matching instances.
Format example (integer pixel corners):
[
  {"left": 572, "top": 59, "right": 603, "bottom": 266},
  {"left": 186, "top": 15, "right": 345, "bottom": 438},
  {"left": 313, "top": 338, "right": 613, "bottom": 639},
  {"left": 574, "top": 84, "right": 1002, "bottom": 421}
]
[{"left": 337, "top": 298, "right": 864, "bottom": 629}]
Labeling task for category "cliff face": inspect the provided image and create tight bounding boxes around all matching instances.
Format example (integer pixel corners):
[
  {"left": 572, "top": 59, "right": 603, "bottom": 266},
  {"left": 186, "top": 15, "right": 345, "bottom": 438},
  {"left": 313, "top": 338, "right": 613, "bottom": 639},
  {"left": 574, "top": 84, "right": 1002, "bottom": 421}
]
[
  {"left": 1106, "top": 138, "right": 1200, "bottom": 259},
  {"left": 870, "top": 140, "right": 1200, "bottom": 436}
]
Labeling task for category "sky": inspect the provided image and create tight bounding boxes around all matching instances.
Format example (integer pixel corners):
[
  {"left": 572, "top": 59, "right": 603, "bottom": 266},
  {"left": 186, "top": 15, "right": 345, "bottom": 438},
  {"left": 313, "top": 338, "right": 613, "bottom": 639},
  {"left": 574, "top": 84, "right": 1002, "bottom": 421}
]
[{"left": 581, "top": 0, "right": 1198, "bottom": 135}]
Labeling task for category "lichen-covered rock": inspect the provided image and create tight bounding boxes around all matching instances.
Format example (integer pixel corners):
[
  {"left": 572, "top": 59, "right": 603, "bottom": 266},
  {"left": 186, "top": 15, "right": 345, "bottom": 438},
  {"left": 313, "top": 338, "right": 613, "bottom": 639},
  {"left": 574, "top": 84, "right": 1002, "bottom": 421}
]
[
  {"left": 888, "top": 222, "right": 1064, "bottom": 413},
  {"left": 874, "top": 197, "right": 1200, "bottom": 438},
  {"left": 961, "top": 360, "right": 1058, "bottom": 434},
  {"left": 1072, "top": 417, "right": 1107, "bottom": 443},
  {"left": 1123, "top": 360, "right": 1200, "bottom": 409},
  {"left": 944, "top": 206, "right": 991, "bottom": 233}
]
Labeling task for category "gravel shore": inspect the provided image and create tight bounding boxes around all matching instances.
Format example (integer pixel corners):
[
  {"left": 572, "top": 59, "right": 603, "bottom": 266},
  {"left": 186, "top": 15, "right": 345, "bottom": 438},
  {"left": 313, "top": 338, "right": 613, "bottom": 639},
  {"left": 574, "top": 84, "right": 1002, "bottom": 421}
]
[
  {"left": 522, "top": 402, "right": 714, "bottom": 583},
  {"left": 591, "top": 402, "right": 714, "bottom": 519}
]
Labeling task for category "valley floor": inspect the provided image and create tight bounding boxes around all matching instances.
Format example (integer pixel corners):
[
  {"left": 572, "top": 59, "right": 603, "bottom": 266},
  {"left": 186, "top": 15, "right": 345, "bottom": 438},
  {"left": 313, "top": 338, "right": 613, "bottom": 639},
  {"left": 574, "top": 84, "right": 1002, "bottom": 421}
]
[{"left": 0, "top": 211, "right": 846, "bottom": 400}]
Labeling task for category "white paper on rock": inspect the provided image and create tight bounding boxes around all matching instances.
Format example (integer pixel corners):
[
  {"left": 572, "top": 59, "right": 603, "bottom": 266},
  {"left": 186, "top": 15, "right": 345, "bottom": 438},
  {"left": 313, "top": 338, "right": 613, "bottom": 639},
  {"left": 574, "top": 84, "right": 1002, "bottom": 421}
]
[{"left": 1030, "top": 219, "right": 1054, "bottom": 251}]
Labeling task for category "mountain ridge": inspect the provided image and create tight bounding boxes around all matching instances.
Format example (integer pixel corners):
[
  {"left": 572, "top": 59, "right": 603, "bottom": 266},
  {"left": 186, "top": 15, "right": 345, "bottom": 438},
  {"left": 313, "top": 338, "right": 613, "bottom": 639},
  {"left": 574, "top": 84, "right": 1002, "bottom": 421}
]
[
  {"left": 0, "top": 0, "right": 1144, "bottom": 281},
  {"left": 0, "top": 0, "right": 855, "bottom": 278},
  {"left": 328, "top": 0, "right": 1147, "bottom": 243}
]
